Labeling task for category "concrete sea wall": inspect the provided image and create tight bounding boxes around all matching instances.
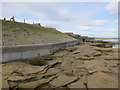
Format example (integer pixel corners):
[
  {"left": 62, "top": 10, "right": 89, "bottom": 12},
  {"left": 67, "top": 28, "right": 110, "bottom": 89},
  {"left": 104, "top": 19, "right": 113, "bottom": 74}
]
[{"left": 2, "top": 40, "right": 78, "bottom": 62}]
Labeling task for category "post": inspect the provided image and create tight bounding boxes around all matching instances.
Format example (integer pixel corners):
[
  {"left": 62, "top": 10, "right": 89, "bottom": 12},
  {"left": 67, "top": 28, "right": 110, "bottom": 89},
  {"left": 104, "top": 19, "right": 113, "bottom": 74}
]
[
  {"left": 13, "top": 16, "right": 15, "bottom": 21},
  {"left": 4, "top": 18, "right": 6, "bottom": 21},
  {"left": 24, "top": 19, "right": 25, "bottom": 23}
]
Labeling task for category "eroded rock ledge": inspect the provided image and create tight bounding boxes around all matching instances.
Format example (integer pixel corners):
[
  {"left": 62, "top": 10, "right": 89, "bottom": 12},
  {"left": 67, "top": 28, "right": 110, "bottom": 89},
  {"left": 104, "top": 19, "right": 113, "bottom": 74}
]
[{"left": 2, "top": 43, "right": 119, "bottom": 89}]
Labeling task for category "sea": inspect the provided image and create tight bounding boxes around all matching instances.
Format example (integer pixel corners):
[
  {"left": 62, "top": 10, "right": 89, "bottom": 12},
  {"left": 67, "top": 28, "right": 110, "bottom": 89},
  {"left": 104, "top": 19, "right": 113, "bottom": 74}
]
[{"left": 103, "top": 39, "right": 120, "bottom": 48}]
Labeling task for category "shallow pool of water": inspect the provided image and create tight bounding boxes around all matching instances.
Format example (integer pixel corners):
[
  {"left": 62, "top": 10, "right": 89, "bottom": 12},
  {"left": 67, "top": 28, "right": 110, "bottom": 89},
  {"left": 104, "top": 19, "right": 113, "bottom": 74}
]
[
  {"left": 112, "top": 44, "right": 120, "bottom": 48},
  {"left": 103, "top": 39, "right": 119, "bottom": 43},
  {"left": 103, "top": 39, "right": 119, "bottom": 48}
]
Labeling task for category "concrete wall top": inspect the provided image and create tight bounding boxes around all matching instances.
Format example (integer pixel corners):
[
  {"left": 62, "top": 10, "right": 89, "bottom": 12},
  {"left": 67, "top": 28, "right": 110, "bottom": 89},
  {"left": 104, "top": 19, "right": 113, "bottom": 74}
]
[
  {"left": 2, "top": 40, "right": 79, "bottom": 62},
  {"left": 2, "top": 40, "right": 78, "bottom": 53}
]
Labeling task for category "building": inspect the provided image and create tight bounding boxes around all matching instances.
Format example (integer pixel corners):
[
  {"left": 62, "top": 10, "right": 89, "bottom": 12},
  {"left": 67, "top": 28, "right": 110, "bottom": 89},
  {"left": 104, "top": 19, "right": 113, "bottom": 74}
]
[
  {"left": 33, "top": 23, "right": 41, "bottom": 26},
  {"left": 64, "top": 32, "right": 73, "bottom": 35}
]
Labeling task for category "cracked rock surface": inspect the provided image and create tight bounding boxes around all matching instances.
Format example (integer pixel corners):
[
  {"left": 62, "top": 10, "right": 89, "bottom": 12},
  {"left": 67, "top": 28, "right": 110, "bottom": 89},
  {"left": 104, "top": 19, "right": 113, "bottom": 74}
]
[{"left": 2, "top": 43, "right": 119, "bottom": 89}]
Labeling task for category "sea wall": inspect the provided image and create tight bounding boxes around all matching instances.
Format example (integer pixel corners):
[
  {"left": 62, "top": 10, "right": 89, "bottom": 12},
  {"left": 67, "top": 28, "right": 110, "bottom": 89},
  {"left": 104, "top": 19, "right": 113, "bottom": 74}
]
[{"left": 2, "top": 40, "right": 78, "bottom": 62}]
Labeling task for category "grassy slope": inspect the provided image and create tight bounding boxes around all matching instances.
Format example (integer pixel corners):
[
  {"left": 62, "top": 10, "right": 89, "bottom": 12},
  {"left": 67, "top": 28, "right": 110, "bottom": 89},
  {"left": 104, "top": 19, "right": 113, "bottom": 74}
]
[{"left": 2, "top": 20, "right": 75, "bottom": 46}]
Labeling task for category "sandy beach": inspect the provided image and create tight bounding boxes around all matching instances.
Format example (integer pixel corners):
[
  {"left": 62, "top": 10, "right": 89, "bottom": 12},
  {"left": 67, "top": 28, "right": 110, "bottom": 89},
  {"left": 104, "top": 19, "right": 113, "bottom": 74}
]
[{"left": 2, "top": 42, "right": 119, "bottom": 89}]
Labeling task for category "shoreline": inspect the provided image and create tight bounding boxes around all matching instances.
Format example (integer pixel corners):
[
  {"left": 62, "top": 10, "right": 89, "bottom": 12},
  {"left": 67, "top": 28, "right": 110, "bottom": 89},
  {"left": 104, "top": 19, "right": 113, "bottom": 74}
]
[{"left": 2, "top": 42, "right": 119, "bottom": 88}]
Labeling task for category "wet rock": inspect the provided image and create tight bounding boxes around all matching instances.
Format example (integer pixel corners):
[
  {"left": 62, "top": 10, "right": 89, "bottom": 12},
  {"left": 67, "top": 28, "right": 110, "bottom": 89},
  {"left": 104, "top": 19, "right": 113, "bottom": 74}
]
[{"left": 50, "top": 74, "right": 78, "bottom": 87}]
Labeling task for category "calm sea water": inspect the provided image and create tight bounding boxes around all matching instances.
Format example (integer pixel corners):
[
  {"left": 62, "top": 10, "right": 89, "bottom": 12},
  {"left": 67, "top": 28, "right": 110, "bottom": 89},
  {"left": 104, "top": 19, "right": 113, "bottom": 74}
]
[
  {"left": 103, "top": 39, "right": 119, "bottom": 42},
  {"left": 103, "top": 39, "right": 120, "bottom": 48},
  {"left": 112, "top": 44, "right": 120, "bottom": 48}
]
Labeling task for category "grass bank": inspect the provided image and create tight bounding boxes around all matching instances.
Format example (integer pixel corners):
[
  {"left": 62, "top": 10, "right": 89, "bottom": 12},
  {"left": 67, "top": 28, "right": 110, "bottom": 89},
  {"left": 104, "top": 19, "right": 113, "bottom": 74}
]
[{"left": 2, "top": 20, "right": 75, "bottom": 46}]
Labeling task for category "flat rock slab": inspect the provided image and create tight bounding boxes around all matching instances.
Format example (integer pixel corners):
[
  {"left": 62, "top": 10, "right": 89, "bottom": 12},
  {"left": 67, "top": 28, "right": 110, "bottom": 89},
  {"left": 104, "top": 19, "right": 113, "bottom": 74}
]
[
  {"left": 7, "top": 75, "right": 36, "bottom": 82},
  {"left": 103, "top": 55, "right": 118, "bottom": 60},
  {"left": 64, "top": 47, "right": 78, "bottom": 52},
  {"left": 61, "top": 57, "right": 74, "bottom": 71},
  {"left": 79, "top": 57, "right": 94, "bottom": 60},
  {"left": 72, "top": 60, "right": 85, "bottom": 69},
  {"left": 87, "top": 72, "right": 118, "bottom": 88},
  {"left": 72, "top": 50, "right": 81, "bottom": 54},
  {"left": 52, "top": 51, "right": 68, "bottom": 58},
  {"left": 84, "top": 60, "right": 98, "bottom": 72},
  {"left": 68, "top": 79, "right": 86, "bottom": 88},
  {"left": 46, "top": 68, "right": 60, "bottom": 75},
  {"left": 94, "top": 47, "right": 113, "bottom": 52},
  {"left": 2, "top": 61, "right": 48, "bottom": 76},
  {"left": 2, "top": 79, "right": 9, "bottom": 88},
  {"left": 93, "top": 51, "right": 101, "bottom": 57},
  {"left": 18, "top": 75, "right": 58, "bottom": 88},
  {"left": 50, "top": 75, "right": 78, "bottom": 87},
  {"left": 107, "top": 60, "right": 118, "bottom": 67}
]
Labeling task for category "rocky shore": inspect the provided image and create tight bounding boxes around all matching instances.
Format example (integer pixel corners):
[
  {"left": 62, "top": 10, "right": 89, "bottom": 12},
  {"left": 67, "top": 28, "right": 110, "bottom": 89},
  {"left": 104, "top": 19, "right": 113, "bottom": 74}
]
[{"left": 2, "top": 42, "right": 119, "bottom": 89}]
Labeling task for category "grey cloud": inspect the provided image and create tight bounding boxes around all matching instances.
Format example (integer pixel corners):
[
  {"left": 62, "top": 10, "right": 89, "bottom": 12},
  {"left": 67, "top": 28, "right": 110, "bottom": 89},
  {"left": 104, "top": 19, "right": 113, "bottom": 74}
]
[{"left": 2, "top": 2, "right": 71, "bottom": 22}]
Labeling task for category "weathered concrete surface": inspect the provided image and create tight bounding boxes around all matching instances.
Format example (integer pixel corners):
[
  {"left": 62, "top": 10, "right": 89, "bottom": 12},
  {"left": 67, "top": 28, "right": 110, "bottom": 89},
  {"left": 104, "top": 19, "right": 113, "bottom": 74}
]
[{"left": 2, "top": 43, "right": 119, "bottom": 89}]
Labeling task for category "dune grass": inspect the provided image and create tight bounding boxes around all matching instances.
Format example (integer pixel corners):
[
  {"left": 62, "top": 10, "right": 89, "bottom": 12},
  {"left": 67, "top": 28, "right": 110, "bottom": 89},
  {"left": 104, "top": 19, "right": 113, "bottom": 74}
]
[{"left": 2, "top": 20, "right": 75, "bottom": 46}]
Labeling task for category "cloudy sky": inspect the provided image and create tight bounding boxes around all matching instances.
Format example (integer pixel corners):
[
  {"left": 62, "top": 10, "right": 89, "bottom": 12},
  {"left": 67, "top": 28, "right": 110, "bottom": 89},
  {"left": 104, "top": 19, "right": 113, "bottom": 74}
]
[{"left": 1, "top": 1, "right": 119, "bottom": 38}]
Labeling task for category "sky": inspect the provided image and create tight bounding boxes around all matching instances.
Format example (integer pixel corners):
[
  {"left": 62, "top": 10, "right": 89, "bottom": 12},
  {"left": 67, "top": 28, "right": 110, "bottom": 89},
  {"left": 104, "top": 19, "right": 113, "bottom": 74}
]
[{"left": 1, "top": 1, "right": 119, "bottom": 38}]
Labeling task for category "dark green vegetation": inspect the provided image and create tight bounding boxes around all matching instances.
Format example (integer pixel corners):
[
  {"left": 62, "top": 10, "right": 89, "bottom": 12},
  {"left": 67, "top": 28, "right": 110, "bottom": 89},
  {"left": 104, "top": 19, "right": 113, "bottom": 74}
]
[
  {"left": 26, "top": 58, "right": 48, "bottom": 66},
  {"left": 2, "top": 20, "right": 75, "bottom": 46},
  {"left": 24, "top": 56, "right": 55, "bottom": 66},
  {"left": 91, "top": 41, "right": 116, "bottom": 48}
]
